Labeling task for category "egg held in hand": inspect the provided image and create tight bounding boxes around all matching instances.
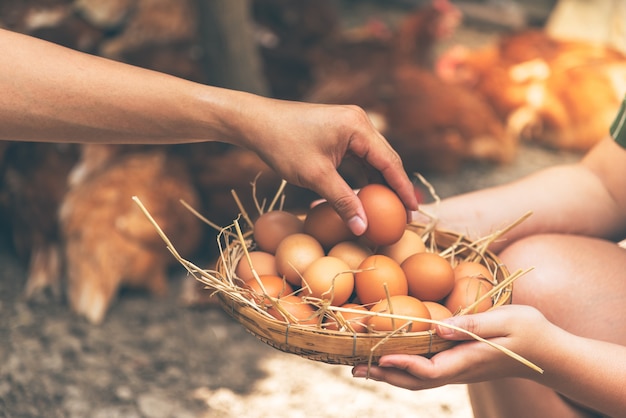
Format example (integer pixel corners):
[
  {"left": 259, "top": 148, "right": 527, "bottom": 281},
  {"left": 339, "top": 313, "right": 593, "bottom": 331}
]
[{"left": 357, "top": 184, "right": 407, "bottom": 246}]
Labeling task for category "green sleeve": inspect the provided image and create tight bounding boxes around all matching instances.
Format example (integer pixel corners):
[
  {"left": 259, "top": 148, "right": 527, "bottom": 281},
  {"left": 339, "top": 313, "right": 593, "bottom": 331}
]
[{"left": 610, "top": 96, "right": 626, "bottom": 148}]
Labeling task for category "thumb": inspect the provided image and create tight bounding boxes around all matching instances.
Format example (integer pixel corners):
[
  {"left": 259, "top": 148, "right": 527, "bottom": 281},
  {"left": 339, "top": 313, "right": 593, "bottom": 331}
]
[
  {"left": 311, "top": 172, "right": 368, "bottom": 236},
  {"left": 436, "top": 310, "right": 509, "bottom": 341}
]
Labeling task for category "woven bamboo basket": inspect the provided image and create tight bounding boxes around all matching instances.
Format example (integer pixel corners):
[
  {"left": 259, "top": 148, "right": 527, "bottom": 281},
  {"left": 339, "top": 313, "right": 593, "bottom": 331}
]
[
  {"left": 132, "top": 194, "right": 541, "bottom": 372},
  {"left": 213, "top": 222, "right": 513, "bottom": 366}
]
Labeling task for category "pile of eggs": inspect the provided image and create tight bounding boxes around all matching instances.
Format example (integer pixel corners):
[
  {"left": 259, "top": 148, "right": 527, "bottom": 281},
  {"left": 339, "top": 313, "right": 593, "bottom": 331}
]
[{"left": 235, "top": 184, "right": 496, "bottom": 334}]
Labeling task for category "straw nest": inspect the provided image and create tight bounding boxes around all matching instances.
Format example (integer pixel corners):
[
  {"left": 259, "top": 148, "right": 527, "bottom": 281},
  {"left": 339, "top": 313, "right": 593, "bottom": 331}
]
[{"left": 133, "top": 177, "right": 542, "bottom": 373}]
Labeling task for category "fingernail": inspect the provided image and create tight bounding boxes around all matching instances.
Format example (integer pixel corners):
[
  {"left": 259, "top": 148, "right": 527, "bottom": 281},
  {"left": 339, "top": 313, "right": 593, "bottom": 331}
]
[
  {"left": 437, "top": 319, "right": 456, "bottom": 337},
  {"left": 438, "top": 325, "right": 455, "bottom": 337},
  {"left": 347, "top": 216, "right": 367, "bottom": 236},
  {"left": 352, "top": 368, "right": 367, "bottom": 378}
]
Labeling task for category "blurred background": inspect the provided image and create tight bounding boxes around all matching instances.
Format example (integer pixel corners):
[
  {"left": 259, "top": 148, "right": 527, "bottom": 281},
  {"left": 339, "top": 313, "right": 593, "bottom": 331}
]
[{"left": 0, "top": 1, "right": 624, "bottom": 417}]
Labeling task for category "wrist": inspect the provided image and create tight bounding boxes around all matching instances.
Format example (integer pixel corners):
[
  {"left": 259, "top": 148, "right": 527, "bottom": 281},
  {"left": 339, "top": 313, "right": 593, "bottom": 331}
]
[{"left": 193, "top": 86, "right": 270, "bottom": 150}]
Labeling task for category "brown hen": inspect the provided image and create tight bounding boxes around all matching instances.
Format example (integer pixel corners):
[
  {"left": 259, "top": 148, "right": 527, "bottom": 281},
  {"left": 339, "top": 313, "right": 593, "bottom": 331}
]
[
  {"left": 437, "top": 30, "right": 626, "bottom": 151},
  {"left": 59, "top": 147, "right": 202, "bottom": 324},
  {"left": 306, "top": 0, "right": 514, "bottom": 175},
  {"left": 251, "top": 0, "right": 341, "bottom": 100},
  {"left": 0, "top": 141, "right": 79, "bottom": 300}
]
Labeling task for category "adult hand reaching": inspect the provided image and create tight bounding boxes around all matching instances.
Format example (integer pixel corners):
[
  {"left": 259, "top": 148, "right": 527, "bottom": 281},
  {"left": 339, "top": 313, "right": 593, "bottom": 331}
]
[
  {"left": 0, "top": 28, "right": 418, "bottom": 235},
  {"left": 234, "top": 98, "right": 418, "bottom": 235}
]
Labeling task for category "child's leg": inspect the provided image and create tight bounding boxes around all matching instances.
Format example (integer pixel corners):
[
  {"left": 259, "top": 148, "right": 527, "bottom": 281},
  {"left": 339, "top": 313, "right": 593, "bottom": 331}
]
[{"left": 469, "top": 233, "right": 626, "bottom": 418}]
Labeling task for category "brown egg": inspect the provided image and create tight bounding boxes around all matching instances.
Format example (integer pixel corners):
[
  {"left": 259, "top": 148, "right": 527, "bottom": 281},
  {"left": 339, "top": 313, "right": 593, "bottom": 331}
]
[
  {"left": 235, "top": 251, "right": 278, "bottom": 282},
  {"left": 325, "top": 303, "right": 369, "bottom": 333},
  {"left": 444, "top": 276, "right": 494, "bottom": 315},
  {"left": 367, "top": 295, "right": 431, "bottom": 332},
  {"left": 274, "top": 233, "right": 325, "bottom": 286},
  {"left": 355, "top": 255, "right": 408, "bottom": 305},
  {"left": 303, "top": 201, "right": 355, "bottom": 249},
  {"left": 453, "top": 261, "right": 495, "bottom": 282},
  {"left": 328, "top": 241, "right": 372, "bottom": 270},
  {"left": 357, "top": 184, "right": 407, "bottom": 246},
  {"left": 267, "top": 295, "right": 318, "bottom": 325},
  {"left": 245, "top": 275, "right": 294, "bottom": 306},
  {"left": 301, "top": 256, "right": 354, "bottom": 306},
  {"left": 253, "top": 210, "right": 304, "bottom": 254},
  {"left": 401, "top": 252, "right": 455, "bottom": 302},
  {"left": 422, "top": 301, "right": 453, "bottom": 330},
  {"left": 378, "top": 228, "right": 426, "bottom": 264}
]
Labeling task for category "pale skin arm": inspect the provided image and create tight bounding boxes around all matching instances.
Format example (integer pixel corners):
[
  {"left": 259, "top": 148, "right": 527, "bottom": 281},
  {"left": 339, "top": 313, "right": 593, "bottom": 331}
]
[
  {"left": 353, "top": 137, "right": 626, "bottom": 416},
  {"left": 353, "top": 305, "right": 626, "bottom": 418},
  {"left": 0, "top": 28, "right": 417, "bottom": 234},
  {"left": 414, "top": 137, "right": 626, "bottom": 251}
]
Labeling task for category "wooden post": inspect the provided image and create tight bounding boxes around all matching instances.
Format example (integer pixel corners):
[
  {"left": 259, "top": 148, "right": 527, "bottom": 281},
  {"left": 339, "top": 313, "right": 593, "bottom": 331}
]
[{"left": 195, "top": 0, "right": 270, "bottom": 96}]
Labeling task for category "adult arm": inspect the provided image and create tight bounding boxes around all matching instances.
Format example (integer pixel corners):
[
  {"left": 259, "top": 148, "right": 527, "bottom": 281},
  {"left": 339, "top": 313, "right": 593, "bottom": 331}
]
[{"left": 0, "top": 28, "right": 417, "bottom": 234}]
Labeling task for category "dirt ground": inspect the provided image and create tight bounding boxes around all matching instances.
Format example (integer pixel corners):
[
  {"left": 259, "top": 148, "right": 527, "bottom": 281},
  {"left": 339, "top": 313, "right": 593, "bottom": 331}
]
[{"left": 1, "top": 2, "right": 583, "bottom": 417}]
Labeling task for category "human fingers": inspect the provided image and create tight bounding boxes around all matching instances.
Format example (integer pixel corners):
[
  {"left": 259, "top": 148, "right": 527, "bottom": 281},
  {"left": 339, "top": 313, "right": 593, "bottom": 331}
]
[
  {"left": 352, "top": 308, "right": 547, "bottom": 391},
  {"left": 353, "top": 336, "right": 520, "bottom": 390},
  {"left": 303, "top": 163, "right": 369, "bottom": 236},
  {"left": 346, "top": 112, "right": 418, "bottom": 212},
  {"left": 435, "top": 305, "right": 542, "bottom": 342},
  {"left": 301, "top": 106, "right": 416, "bottom": 235},
  {"left": 352, "top": 350, "right": 478, "bottom": 390},
  {"left": 352, "top": 361, "right": 440, "bottom": 391}
]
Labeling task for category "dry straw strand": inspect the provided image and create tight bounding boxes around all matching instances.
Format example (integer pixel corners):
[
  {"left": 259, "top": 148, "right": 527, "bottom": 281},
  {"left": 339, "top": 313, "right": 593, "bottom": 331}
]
[
  {"left": 230, "top": 189, "right": 255, "bottom": 229},
  {"left": 250, "top": 172, "right": 264, "bottom": 216},
  {"left": 179, "top": 198, "right": 235, "bottom": 237},
  {"left": 268, "top": 179, "right": 288, "bottom": 213},
  {"left": 412, "top": 172, "right": 440, "bottom": 239}
]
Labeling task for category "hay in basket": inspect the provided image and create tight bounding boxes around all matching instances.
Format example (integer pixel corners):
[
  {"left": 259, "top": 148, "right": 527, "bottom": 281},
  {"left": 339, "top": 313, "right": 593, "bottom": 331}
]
[{"left": 132, "top": 178, "right": 542, "bottom": 374}]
